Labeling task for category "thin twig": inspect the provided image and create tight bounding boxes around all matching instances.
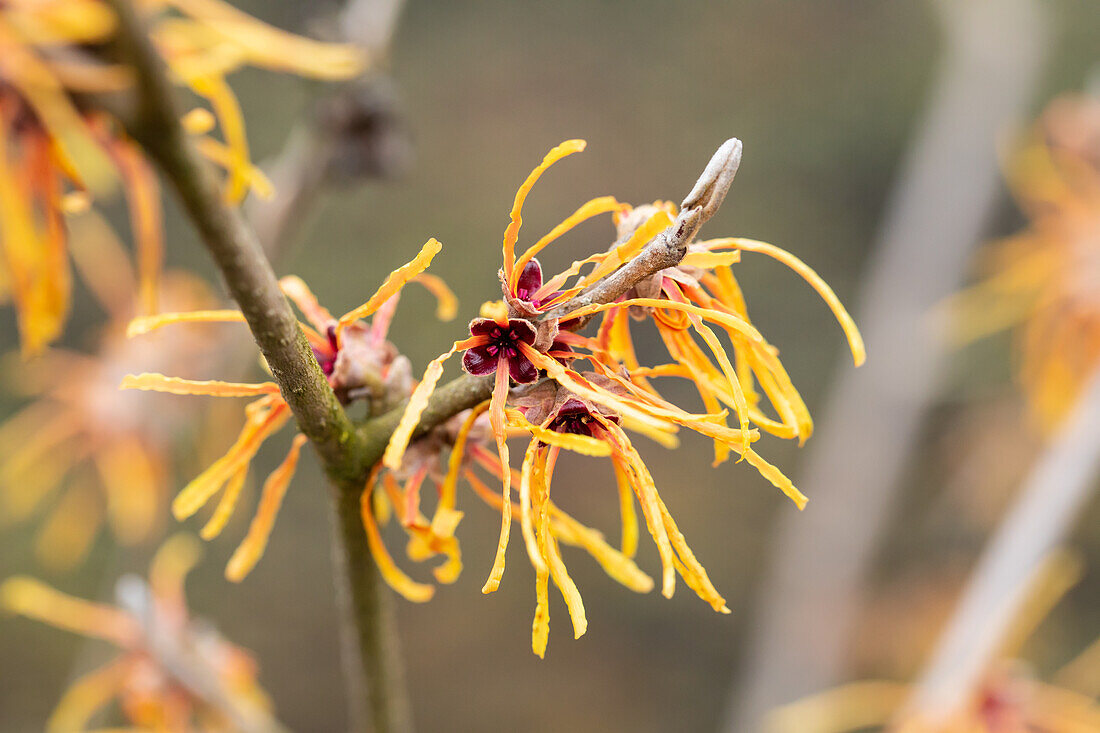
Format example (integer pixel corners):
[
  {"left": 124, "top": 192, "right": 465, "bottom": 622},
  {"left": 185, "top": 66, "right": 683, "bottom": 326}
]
[{"left": 542, "top": 138, "right": 741, "bottom": 321}]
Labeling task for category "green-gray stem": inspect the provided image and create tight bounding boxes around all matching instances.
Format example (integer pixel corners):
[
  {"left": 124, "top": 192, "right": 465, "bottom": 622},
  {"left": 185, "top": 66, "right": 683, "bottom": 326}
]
[{"left": 329, "top": 483, "right": 413, "bottom": 733}]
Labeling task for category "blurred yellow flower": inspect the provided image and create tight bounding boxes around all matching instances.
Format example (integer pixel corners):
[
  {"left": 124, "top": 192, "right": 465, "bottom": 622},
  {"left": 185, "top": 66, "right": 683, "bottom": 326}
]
[
  {"left": 953, "top": 95, "right": 1100, "bottom": 431},
  {"left": 0, "top": 0, "right": 364, "bottom": 353},
  {"left": 1, "top": 534, "right": 281, "bottom": 732},
  {"left": 0, "top": 255, "right": 222, "bottom": 571}
]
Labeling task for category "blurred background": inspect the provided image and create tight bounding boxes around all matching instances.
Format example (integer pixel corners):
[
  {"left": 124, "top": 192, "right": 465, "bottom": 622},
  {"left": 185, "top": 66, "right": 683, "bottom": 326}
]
[{"left": 2, "top": 1, "right": 1099, "bottom": 731}]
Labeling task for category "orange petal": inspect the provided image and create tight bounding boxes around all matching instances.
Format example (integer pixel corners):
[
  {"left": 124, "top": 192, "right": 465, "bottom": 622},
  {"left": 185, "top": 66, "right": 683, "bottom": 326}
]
[
  {"left": 148, "top": 533, "right": 202, "bottom": 612},
  {"left": 382, "top": 335, "right": 484, "bottom": 471},
  {"left": 511, "top": 195, "right": 621, "bottom": 291},
  {"left": 225, "top": 434, "right": 308, "bottom": 581},
  {"left": 173, "top": 402, "right": 290, "bottom": 520},
  {"left": 719, "top": 237, "right": 865, "bottom": 366},
  {"left": 438, "top": 401, "right": 490, "bottom": 515},
  {"left": 549, "top": 499, "right": 652, "bottom": 593},
  {"left": 279, "top": 275, "right": 335, "bottom": 332},
  {"left": 502, "top": 140, "right": 587, "bottom": 284},
  {"left": 200, "top": 463, "right": 248, "bottom": 540},
  {"left": 359, "top": 474, "right": 435, "bottom": 602},
  {"left": 188, "top": 74, "right": 252, "bottom": 204},
  {"left": 518, "top": 439, "right": 547, "bottom": 574},
  {"left": 481, "top": 367, "right": 513, "bottom": 594},
  {"left": 164, "top": 0, "right": 365, "bottom": 80},
  {"left": 0, "top": 576, "right": 137, "bottom": 646},
  {"left": 411, "top": 273, "right": 458, "bottom": 321},
  {"left": 127, "top": 309, "right": 245, "bottom": 337},
  {"left": 655, "top": 493, "right": 728, "bottom": 613},
  {"left": 121, "top": 373, "right": 281, "bottom": 397},
  {"left": 613, "top": 460, "right": 639, "bottom": 558},
  {"left": 337, "top": 239, "right": 443, "bottom": 338},
  {"left": 605, "top": 425, "right": 675, "bottom": 598},
  {"left": 579, "top": 207, "right": 673, "bottom": 287}
]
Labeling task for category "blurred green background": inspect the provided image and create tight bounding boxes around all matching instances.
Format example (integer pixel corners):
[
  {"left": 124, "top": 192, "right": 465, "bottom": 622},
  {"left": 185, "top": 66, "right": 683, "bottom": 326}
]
[{"left": 2, "top": 1, "right": 1099, "bottom": 731}]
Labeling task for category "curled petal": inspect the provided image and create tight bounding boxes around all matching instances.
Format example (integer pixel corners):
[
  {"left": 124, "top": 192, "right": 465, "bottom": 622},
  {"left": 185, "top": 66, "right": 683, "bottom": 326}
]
[
  {"left": 481, "top": 367, "right": 513, "bottom": 594},
  {"left": 173, "top": 401, "right": 290, "bottom": 520},
  {"left": 383, "top": 336, "right": 485, "bottom": 471},
  {"left": 337, "top": 238, "right": 443, "bottom": 338},
  {"left": 518, "top": 439, "right": 547, "bottom": 575},
  {"left": 360, "top": 472, "right": 435, "bottom": 602},
  {"left": 503, "top": 139, "right": 587, "bottom": 284},
  {"left": 411, "top": 273, "right": 458, "bottom": 321},
  {"left": 716, "top": 237, "right": 865, "bottom": 366},
  {"left": 511, "top": 195, "right": 623, "bottom": 292}
]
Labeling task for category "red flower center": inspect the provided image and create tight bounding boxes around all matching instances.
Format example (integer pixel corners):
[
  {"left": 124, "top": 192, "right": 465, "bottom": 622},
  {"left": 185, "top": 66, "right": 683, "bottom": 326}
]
[{"left": 462, "top": 317, "right": 540, "bottom": 384}]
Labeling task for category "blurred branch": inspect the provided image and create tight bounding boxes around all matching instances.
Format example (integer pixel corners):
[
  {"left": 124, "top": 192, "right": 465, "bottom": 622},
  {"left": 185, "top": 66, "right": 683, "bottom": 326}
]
[
  {"left": 722, "top": 0, "right": 1048, "bottom": 728},
  {"left": 246, "top": 81, "right": 411, "bottom": 256},
  {"left": 902, "top": 370, "right": 1100, "bottom": 722}
]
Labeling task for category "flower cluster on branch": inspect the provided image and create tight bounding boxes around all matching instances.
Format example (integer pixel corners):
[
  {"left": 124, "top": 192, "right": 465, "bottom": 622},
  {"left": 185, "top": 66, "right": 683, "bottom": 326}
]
[
  {"left": 122, "top": 136, "right": 865, "bottom": 656},
  {"left": 377, "top": 138, "right": 864, "bottom": 655}
]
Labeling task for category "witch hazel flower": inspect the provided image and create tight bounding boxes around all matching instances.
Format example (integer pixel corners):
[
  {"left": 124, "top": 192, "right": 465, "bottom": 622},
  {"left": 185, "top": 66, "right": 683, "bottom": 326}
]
[
  {"left": 381, "top": 137, "right": 865, "bottom": 655},
  {"left": 462, "top": 317, "right": 540, "bottom": 383},
  {"left": 503, "top": 377, "right": 731, "bottom": 656},
  {"left": 120, "top": 241, "right": 455, "bottom": 582}
]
